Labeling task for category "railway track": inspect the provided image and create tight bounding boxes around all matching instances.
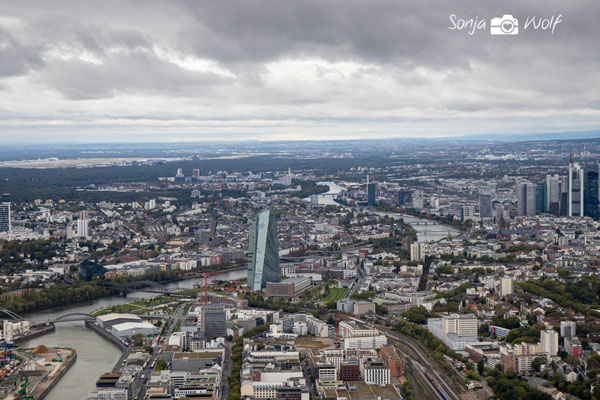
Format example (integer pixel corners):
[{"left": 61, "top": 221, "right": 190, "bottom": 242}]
[{"left": 345, "top": 315, "right": 462, "bottom": 400}]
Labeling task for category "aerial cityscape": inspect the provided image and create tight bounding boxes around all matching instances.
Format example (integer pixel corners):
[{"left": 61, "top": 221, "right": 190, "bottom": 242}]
[
  {"left": 0, "top": 139, "right": 600, "bottom": 400},
  {"left": 1, "top": 1, "right": 600, "bottom": 400}
]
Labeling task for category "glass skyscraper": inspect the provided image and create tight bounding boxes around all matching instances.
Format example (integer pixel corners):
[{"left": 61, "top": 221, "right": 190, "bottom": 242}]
[
  {"left": 201, "top": 304, "right": 226, "bottom": 339},
  {"left": 397, "top": 190, "right": 412, "bottom": 206},
  {"left": 0, "top": 194, "right": 11, "bottom": 233},
  {"left": 479, "top": 192, "right": 493, "bottom": 218},
  {"left": 367, "top": 182, "right": 377, "bottom": 206},
  {"left": 584, "top": 168, "right": 599, "bottom": 220},
  {"left": 516, "top": 181, "right": 536, "bottom": 216},
  {"left": 247, "top": 209, "right": 280, "bottom": 291}
]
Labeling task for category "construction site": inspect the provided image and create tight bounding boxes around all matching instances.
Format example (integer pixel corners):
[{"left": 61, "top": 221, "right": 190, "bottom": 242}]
[{"left": 0, "top": 344, "right": 76, "bottom": 400}]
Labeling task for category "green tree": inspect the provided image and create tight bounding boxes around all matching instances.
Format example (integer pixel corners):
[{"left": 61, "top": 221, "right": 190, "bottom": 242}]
[
  {"left": 477, "top": 359, "right": 485, "bottom": 375},
  {"left": 532, "top": 356, "right": 546, "bottom": 372}
]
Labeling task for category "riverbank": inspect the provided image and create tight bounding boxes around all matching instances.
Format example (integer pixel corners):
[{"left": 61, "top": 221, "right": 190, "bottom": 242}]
[
  {"left": 85, "top": 320, "right": 130, "bottom": 372},
  {"left": 14, "top": 324, "right": 55, "bottom": 344},
  {"left": 11, "top": 347, "right": 77, "bottom": 400},
  {"left": 15, "top": 268, "right": 246, "bottom": 399},
  {"left": 1, "top": 265, "right": 246, "bottom": 317},
  {"left": 33, "top": 348, "right": 76, "bottom": 400}
]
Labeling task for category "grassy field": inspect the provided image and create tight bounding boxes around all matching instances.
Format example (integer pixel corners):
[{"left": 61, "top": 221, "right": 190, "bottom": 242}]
[
  {"left": 301, "top": 283, "right": 349, "bottom": 303},
  {"left": 92, "top": 296, "right": 180, "bottom": 316},
  {"left": 94, "top": 303, "right": 150, "bottom": 316},
  {"left": 323, "top": 288, "right": 349, "bottom": 302}
]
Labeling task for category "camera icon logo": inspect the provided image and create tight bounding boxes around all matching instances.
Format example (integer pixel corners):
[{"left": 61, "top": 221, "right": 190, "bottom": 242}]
[{"left": 490, "top": 15, "right": 519, "bottom": 35}]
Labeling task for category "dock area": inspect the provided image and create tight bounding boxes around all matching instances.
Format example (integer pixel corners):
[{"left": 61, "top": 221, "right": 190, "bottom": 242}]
[{"left": 4, "top": 346, "right": 76, "bottom": 400}]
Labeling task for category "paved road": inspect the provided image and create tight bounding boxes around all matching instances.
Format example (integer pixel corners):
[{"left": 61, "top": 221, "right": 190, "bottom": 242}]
[
  {"left": 345, "top": 259, "right": 366, "bottom": 299},
  {"left": 301, "top": 356, "right": 318, "bottom": 400},
  {"left": 220, "top": 344, "right": 233, "bottom": 400},
  {"left": 134, "top": 301, "right": 188, "bottom": 399}
]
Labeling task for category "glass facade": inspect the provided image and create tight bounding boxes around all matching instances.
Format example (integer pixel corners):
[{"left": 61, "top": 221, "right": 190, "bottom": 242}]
[
  {"left": 248, "top": 209, "right": 280, "bottom": 291},
  {"left": 585, "top": 169, "right": 599, "bottom": 220},
  {"left": 0, "top": 203, "right": 10, "bottom": 233},
  {"left": 367, "top": 183, "right": 377, "bottom": 206}
]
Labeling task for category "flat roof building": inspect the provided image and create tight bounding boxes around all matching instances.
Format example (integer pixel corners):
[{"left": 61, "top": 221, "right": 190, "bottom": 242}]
[{"left": 266, "top": 277, "right": 312, "bottom": 299}]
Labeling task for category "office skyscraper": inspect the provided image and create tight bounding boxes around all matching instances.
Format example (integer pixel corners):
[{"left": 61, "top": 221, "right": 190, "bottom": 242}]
[
  {"left": 479, "top": 192, "right": 492, "bottom": 218},
  {"left": 398, "top": 190, "right": 412, "bottom": 206},
  {"left": 516, "top": 181, "right": 536, "bottom": 216},
  {"left": 535, "top": 183, "right": 547, "bottom": 213},
  {"left": 546, "top": 174, "right": 561, "bottom": 216},
  {"left": 201, "top": 304, "right": 226, "bottom": 339},
  {"left": 568, "top": 153, "right": 584, "bottom": 217},
  {"left": 366, "top": 176, "right": 377, "bottom": 206},
  {"left": 248, "top": 209, "right": 280, "bottom": 291},
  {"left": 584, "top": 168, "right": 599, "bottom": 220},
  {"left": 0, "top": 194, "right": 11, "bottom": 233}
]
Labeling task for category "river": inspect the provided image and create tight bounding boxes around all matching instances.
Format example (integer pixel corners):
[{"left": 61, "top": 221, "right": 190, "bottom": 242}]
[
  {"left": 19, "top": 269, "right": 246, "bottom": 400},
  {"left": 18, "top": 181, "right": 455, "bottom": 399},
  {"left": 305, "top": 182, "right": 458, "bottom": 242},
  {"left": 371, "top": 211, "right": 459, "bottom": 242}
]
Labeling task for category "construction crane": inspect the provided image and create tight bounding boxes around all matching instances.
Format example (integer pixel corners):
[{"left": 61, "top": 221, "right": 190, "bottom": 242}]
[
  {"left": 18, "top": 375, "right": 28, "bottom": 396},
  {"left": 228, "top": 280, "right": 251, "bottom": 309},
  {"left": 199, "top": 272, "right": 224, "bottom": 305}
]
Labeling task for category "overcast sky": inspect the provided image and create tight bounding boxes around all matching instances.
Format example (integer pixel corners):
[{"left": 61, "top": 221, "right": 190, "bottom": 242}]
[{"left": 0, "top": 0, "right": 599, "bottom": 143}]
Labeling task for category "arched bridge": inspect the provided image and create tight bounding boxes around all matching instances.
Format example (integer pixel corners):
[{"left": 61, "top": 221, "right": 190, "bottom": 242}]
[
  {"left": 52, "top": 313, "right": 96, "bottom": 323},
  {"left": 0, "top": 309, "right": 25, "bottom": 322},
  {"left": 99, "top": 280, "right": 197, "bottom": 298},
  {"left": 0, "top": 309, "right": 97, "bottom": 324}
]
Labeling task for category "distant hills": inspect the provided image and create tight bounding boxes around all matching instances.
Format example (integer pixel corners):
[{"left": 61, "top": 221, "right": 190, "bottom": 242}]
[{"left": 449, "top": 130, "right": 600, "bottom": 143}]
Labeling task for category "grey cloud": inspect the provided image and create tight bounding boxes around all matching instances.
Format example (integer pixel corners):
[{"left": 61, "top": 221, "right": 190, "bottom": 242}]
[
  {"left": 43, "top": 49, "right": 233, "bottom": 100},
  {"left": 0, "top": 0, "right": 598, "bottom": 142},
  {"left": 0, "top": 26, "right": 45, "bottom": 77}
]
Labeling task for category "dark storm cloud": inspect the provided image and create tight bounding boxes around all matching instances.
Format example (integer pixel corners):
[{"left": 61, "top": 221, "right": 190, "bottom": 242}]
[{"left": 0, "top": 0, "right": 598, "bottom": 141}]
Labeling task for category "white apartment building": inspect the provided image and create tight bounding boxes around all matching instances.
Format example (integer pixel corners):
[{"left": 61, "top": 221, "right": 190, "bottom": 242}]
[
  {"left": 410, "top": 242, "right": 425, "bottom": 261},
  {"left": 77, "top": 218, "right": 89, "bottom": 239},
  {"left": 442, "top": 314, "right": 478, "bottom": 338},
  {"left": 500, "top": 277, "right": 514, "bottom": 297},
  {"left": 500, "top": 342, "right": 541, "bottom": 374},
  {"left": 428, "top": 314, "right": 479, "bottom": 351},
  {"left": 540, "top": 329, "right": 558, "bottom": 356},
  {"left": 338, "top": 321, "right": 379, "bottom": 338},
  {"left": 360, "top": 357, "right": 390, "bottom": 385},
  {"left": 318, "top": 367, "right": 337, "bottom": 382},
  {"left": 343, "top": 335, "right": 388, "bottom": 350}
]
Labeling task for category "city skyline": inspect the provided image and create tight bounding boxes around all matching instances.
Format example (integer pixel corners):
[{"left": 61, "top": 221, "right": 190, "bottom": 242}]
[{"left": 2, "top": 2, "right": 600, "bottom": 399}]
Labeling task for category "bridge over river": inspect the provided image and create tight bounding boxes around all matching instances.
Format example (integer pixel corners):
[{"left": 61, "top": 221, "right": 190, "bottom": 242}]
[
  {"left": 0, "top": 308, "right": 171, "bottom": 328},
  {"left": 62, "top": 278, "right": 199, "bottom": 297}
]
